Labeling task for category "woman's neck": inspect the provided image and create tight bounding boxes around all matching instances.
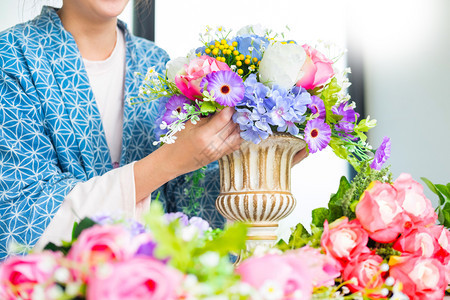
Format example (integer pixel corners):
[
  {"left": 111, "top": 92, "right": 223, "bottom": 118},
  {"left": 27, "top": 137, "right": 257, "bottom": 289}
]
[{"left": 58, "top": 5, "right": 117, "bottom": 61}]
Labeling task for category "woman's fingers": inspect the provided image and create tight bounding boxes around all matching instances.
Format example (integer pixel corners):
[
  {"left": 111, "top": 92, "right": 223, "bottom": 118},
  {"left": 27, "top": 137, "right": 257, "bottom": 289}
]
[{"left": 292, "top": 147, "right": 309, "bottom": 166}]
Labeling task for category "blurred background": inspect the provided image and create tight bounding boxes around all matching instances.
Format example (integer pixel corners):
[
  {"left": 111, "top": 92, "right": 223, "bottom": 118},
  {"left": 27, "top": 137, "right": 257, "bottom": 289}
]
[{"left": 1, "top": 0, "right": 449, "bottom": 240}]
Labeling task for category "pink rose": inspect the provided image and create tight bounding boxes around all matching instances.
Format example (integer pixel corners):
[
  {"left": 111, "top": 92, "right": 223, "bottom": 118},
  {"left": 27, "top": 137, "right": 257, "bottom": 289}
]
[
  {"left": 236, "top": 254, "right": 313, "bottom": 299},
  {"left": 289, "top": 246, "right": 340, "bottom": 287},
  {"left": 67, "top": 225, "right": 134, "bottom": 280},
  {"left": 87, "top": 257, "right": 182, "bottom": 300},
  {"left": 342, "top": 252, "right": 385, "bottom": 294},
  {"left": 175, "top": 55, "right": 231, "bottom": 100},
  {"left": 296, "top": 44, "right": 334, "bottom": 90},
  {"left": 0, "top": 252, "right": 60, "bottom": 300},
  {"left": 431, "top": 225, "right": 450, "bottom": 283},
  {"left": 389, "top": 255, "right": 446, "bottom": 300},
  {"left": 355, "top": 181, "right": 406, "bottom": 243},
  {"left": 393, "top": 226, "right": 445, "bottom": 260},
  {"left": 321, "top": 217, "right": 369, "bottom": 269},
  {"left": 394, "top": 173, "right": 437, "bottom": 227}
]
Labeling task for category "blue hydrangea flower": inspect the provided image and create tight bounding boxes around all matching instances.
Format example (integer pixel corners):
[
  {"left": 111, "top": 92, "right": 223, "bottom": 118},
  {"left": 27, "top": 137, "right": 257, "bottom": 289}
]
[{"left": 233, "top": 35, "right": 269, "bottom": 60}]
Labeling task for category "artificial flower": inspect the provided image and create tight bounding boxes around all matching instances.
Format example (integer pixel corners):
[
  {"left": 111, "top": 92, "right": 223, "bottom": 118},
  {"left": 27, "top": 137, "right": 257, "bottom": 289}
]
[
  {"left": 0, "top": 252, "right": 61, "bottom": 300},
  {"left": 308, "top": 95, "right": 326, "bottom": 120},
  {"left": 342, "top": 252, "right": 385, "bottom": 294},
  {"left": 332, "top": 102, "right": 359, "bottom": 134},
  {"left": 67, "top": 225, "right": 134, "bottom": 280},
  {"left": 394, "top": 173, "right": 437, "bottom": 227},
  {"left": 321, "top": 217, "right": 370, "bottom": 268},
  {"left": 236, "top": 253, "right": 313, "bottom": 299},
  {"left": 355, "top": 181, "right": 405, "bottom": 243},
  {"left": 259, "top": 42, "right": 306, "bottom": 89},
  {"left": 389, "top": 255, "right": 446, "bottom": 300},
  {"left": 162, "top": 95, "right": 191, "bottom": 125},
  {"left": 304, "top": 118, "right": 331, "bottom": 153},
  {"left": 175, "top": 55, "right": 230, "bottom": 100},
  {"left": 297, "top": 44, "right": 334, "bottom": 90},
  {"left": 393, "top": 226, "right": 444, "bottom": 259},
  {"left": 201, "top": 70, "right": 245, "bottom": 106},
  {"left": 371, "top": 136, "right": 391, "bottom": 170},
  {"left": 87, "top": 257, "right": 182, "bottom": 300}
]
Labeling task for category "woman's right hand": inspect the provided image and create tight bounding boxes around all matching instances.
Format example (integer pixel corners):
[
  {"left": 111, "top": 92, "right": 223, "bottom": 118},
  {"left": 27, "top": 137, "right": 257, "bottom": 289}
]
[
  {"left": 161, "top": 106, "right": 242, "bottom": 176},
  {"left": 134, "top": 107, "right": 242, "bottom": 202}
]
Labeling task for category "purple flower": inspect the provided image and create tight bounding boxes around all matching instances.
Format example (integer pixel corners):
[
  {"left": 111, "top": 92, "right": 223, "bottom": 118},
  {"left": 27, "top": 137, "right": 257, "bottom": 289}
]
[
  {"left": 162, "top": 95, "right": 191, "bottom": 125},
  {"left": 201, "top": 70, "right": 245, "bottom": 107},
  {"left": 370, "top": 136, "right": 391, "bottom": 170},
  {"left": 188, "top": 217, "right": 210, "bottom": 236},
  {"left": 232, "top": 108, "right": 253, "bottom": 126},
  {"left": 135, "top": 240, "right": 157, "bottom": 257},
  {"left": 304, "top": 119, "right": 331, "bottom": 153},
  {"left": 332, "top": 102, "right": 359, "bottom": 133},
  {"left": 164, "top": 212, "right": 189, "bottom": 226},
  {"left": 308, "top": 95, "right": 326, "bottom": 120}
]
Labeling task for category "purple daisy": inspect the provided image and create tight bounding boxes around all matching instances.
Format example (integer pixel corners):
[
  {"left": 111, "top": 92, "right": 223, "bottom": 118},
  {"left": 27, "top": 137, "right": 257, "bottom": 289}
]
[
  {"left": 308, "top": 95, "right": 326, "bottom": 120},
  {"left": 202, "top": 70, "right": 245, "bottom": 107},
  {"left": 162, "top": 95, "right": 191, "bottom": 125},
  {"left": 370, "top": 136, "right": 391, "bottom": 170},
  {"left": 304, "top": 118, "right": 331, "bottom": 153}
]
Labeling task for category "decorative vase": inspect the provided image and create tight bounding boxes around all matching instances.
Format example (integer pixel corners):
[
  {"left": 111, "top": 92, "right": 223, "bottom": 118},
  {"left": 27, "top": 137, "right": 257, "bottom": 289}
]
[{"left": 216, "top": 133, "right": 307, "bottom": 250}]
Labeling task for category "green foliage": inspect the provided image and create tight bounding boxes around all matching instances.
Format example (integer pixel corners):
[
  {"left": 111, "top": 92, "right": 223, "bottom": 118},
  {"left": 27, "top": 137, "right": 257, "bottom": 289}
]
[
  {"left": 144, "top": 201, "right": 247, "bottom": 273},
  {"left": 307, "top": 163, "right": 392, "bottom": 231},
  {"left": 276, "top": 223, "right": 323, "bottom": 251},
  {"left": 183, "top": 167, "right": 206, "bottom": 216},
  {"left": 319, "top": 78, "right": 342, "bottom": 125},
  {"left": 422, "top": 177, "right": 450, "bottom": 227}
]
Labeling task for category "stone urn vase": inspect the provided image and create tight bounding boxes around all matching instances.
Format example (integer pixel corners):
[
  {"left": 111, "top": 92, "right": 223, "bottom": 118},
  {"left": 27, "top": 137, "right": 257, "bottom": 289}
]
[{"left": 216, "top": 133, "right": 306, "bottom": 249}]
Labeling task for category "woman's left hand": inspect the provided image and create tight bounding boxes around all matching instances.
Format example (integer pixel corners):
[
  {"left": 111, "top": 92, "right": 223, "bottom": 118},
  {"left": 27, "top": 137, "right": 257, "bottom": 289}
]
[{"left": 292, "top": 147, "right": 308, "bottom": 166}]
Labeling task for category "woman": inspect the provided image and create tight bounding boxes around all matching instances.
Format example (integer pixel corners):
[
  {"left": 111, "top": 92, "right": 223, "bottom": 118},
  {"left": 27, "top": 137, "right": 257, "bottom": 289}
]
[{"left": 0, "top": 0, "right": 243, "bottom": 260}]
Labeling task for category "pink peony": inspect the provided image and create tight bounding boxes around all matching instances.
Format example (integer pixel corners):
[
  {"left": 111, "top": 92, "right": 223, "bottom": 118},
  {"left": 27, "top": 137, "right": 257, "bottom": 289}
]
[
  {"left": 288, "top": 246, "right": 340, "bottom": 287},
  {"left": 394, "top": 173, "right": 437, "bottom": 227},
  {"left": 355, "top": 181, "right": 406, "bottom": 243},
  {"left": 389, "top": 255, "right": 447, "bottom": 300},
  {"left": 236, "top": 254, "right": 313, "bottom": 299},
  {"left": 296, "top": 44, "right": 334, "bottom": 90},
  {"left": 175, "top": 55, "right": 231, "bottom": 100},
  {"left": 0, "top": 252, "right": 60, "bottom": 300},
  {"left": 67, "top": 224, "right": 134, "bottom": 280},
  {"left": 431, "top": 225, "right": 450, "bottom": 283},
  {"left": 87, "top": 257, "right": 182, "bottom": 300},
  {"left": 393, "top": 226, "right": 446, "bottom": 260},
  {"left": 342, "top": 252, "right": 385, "bottom": 294},
  {"left": 321, "top": 217, "right": 369, "bottom": 269}
]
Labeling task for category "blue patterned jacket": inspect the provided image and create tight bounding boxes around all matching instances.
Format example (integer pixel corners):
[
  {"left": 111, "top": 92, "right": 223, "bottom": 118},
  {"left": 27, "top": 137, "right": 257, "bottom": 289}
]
[{"left": 0, "top": 7, "right": 222, "bottom": 260}]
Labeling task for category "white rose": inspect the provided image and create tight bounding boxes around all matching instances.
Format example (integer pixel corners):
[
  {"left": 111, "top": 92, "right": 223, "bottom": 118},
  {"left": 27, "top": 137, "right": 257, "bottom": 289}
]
[
  {"left": 236, "top": 24, "right": 266, "bottom": 36},
  {"left": 166, "top": 56, "right": 189, "bottom": 82},
  {"left": 258, "top": 42, "right": 306, "bottom": 89}
]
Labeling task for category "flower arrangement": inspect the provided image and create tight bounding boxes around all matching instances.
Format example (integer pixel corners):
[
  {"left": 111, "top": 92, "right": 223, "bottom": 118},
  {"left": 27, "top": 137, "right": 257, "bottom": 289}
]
[
  {"left": 2, "top": 169, "right": 450, "bottom": 300},
  {"left": 137, "top": 25, "right": 391, "bottom": 171}
]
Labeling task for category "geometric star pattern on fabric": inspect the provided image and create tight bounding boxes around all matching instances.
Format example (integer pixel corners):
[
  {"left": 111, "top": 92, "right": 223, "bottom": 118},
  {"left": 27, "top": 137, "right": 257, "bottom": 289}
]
[{"left": 0, "top": 6, "right": 224, "bottom": 260}]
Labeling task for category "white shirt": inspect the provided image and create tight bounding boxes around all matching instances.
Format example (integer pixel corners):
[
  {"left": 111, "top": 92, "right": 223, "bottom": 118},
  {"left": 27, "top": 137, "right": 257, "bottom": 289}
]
[{"left": 35, "top": 28, "right": 150, "bottom": 249}]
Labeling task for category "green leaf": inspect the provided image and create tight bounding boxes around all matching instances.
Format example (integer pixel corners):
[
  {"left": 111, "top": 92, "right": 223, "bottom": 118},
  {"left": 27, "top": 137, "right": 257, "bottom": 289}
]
[
  {"left": 197, "top": 223, "right": 247, "bottom": 256},
  {"left": 43, "top": 242, "right": 71, "bottom": 255},
  {"left": 354, "top": 117, "right": 377, "bottom": 132},
  {"left": 441, "top": 202, "right": 450, "bottom": 228},
  {"left": 200, "top": 101, "right": 217, "bottom": 114},
  {"left": 72, "top": 218, "right": 97, "bottom": 240},
  {"left": 436, "top": 184, "right": 450, "bottom": 200},
  {"left": 421, "top": 177, "right": 445, "bottom": 205},
  {"left": 328, "top": 176, "right": 350, "bottom": 222},
  {"left": 311, "top": 207, "right": 329, "bottom": 228}
]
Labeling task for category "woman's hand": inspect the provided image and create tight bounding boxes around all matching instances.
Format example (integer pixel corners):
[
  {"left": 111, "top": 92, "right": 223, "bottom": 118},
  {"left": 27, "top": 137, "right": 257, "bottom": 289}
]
[
  {"left": 292, "top": 147, "right": 308, "bottom": 166},
  {"left": 163, "top": 106, "right": 243, "bottom": 175},
  {"left": 134, "top": 107, "right": 242, "bottom": 202}
]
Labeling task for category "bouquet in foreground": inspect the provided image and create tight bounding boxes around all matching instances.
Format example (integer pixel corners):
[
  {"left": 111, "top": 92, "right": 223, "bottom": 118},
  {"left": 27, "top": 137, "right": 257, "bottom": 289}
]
[
  {"left": 137, "top": 25, "right": 390, "bottom": 171},
  {"left": 2, "top": 169, "right": 450, "bottom": 299}
]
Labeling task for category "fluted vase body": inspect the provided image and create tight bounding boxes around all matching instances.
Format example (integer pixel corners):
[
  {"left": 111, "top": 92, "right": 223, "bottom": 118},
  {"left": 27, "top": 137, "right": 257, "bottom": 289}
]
[{"left": 216, "top": 133, "right": 306, "bottom": 248}]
